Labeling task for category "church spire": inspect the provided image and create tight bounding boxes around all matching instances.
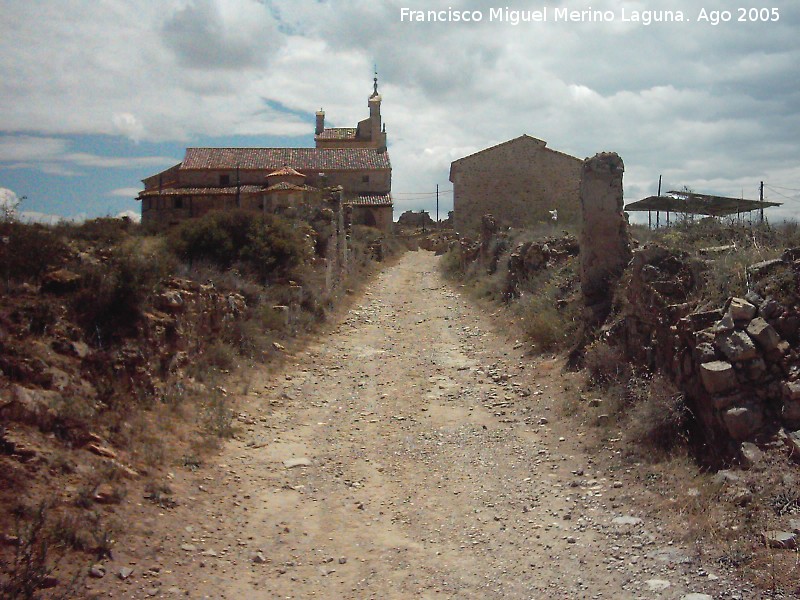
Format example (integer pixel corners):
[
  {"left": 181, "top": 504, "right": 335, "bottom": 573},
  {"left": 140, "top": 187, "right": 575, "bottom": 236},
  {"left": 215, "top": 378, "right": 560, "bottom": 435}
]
[{"left": 371, "top": 67, "right": 379, "bottom": 98}]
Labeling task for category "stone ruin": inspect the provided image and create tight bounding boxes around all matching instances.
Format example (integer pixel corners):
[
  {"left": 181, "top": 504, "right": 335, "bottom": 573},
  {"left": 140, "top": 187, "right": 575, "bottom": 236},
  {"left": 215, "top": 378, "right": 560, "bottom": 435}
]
[
  {"left": 613, "top": 245, "right": 800, "bottom": 461},
  {"left": 397, "top": 210, "right": 436, "bottom": 230},
  {"left": 578, "top": 152, "right": 631, "bottom": 326}
]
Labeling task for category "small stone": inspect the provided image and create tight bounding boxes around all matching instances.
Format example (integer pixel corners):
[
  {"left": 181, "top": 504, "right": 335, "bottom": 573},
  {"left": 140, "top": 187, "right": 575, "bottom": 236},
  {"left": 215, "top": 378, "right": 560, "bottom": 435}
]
[
  {"left": 338, "top": 556, "right": 347, "bottom": 564},
  {"left": 763, "top": 531, "right": 797, "bottom": 549},
  {"left": 118, "top": 567, "right": 134, "bottom": 580},
  {"left": 252, "top": 552, "right": 267, "bottom": 564},
  {"left": 89, "top": 564, "right": 106, "bottom": 578},
  {"left": 724, "top": 406, "right": 764, "bottom": 441},
  {"left": 93, "top": 483, "right": 118, "bottom": 505},
  {"left": 612, "top": 516, "right": 642, "bottom": 526},
  {"left": 740, "top": 442, "right": 764, "bottom": 469},
  {"left": 681, "top": 595, "right": 713, "bottom": 600},
  {"left": 646, "top": 579, "right": 671, "bottom": 591},
  {"left": 180, "top": 544, "right": 196, "bottom": 552},
  {"left": 538, "top": 417, "right": 549, "bottom": 425},
  {"left": 283, "top": 457, "right": 312, "bottom": 468}
]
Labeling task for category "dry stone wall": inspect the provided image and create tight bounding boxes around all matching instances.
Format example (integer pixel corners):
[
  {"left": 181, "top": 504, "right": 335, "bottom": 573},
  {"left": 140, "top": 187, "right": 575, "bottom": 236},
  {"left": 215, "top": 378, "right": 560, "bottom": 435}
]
[{"left": 615, "top": 245, "right": 800, "bottom": 461}]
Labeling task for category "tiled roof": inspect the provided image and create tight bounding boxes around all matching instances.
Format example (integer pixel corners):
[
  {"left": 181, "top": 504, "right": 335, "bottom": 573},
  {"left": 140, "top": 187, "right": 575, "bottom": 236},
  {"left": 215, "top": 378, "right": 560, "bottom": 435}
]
[
  {"left": 267, "top": 166, "right": 304, "bottom": 178},
  {"left": 265, "top": 182, "right": 317, "bottom": 192},
  {"left": 138, "top": 186, "right": 262, "bottom": 197},
  {"left": 315, "top": 128, "right": 357, "bottom": 140},
  {"left": 345, "top": 194, "right": 393, "bottom": 207},
  {"left": 182, "top": 147, "right": 390, "bottom": 171}
]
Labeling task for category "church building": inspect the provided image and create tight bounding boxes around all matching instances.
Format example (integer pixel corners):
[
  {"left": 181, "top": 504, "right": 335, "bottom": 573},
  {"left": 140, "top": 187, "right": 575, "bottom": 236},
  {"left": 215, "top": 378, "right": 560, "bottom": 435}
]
[{"left": 138, "top": 77, "right": 393, "bottom": 232}]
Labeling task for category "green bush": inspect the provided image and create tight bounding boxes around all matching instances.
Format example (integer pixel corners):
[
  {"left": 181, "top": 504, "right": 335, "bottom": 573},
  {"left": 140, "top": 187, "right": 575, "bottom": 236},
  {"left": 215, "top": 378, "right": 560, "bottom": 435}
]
[
  {"left": 169, "top": 210, "right": 309, "bottom": 281},
  {"left": 0, "top": 222, "right": 68, "bottom": 283},
  {"left": 72, "top": 240, "right": 174, "bottom": 342},
  {"left": 56, "top": 217, "right": 132, "bottom": 246}
]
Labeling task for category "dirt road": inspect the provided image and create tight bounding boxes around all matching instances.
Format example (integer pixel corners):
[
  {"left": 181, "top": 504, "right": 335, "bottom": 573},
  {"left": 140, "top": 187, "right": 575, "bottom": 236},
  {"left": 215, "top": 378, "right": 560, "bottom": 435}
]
[{"left": 95, "top": 250, "right": 754, "bottom": 599}]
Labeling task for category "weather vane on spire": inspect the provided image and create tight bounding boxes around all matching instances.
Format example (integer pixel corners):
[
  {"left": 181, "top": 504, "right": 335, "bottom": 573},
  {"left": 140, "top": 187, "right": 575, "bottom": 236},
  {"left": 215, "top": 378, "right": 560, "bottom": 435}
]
[{"left": 372, "top": 64, "right": 379, "bottom": 97}]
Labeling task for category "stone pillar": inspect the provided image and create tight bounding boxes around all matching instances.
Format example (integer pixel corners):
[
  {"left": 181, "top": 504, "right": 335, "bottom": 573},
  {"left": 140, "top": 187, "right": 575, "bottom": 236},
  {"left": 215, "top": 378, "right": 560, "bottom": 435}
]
[{"left": 579, "top": 152, "right": 631, "bottom": 325}]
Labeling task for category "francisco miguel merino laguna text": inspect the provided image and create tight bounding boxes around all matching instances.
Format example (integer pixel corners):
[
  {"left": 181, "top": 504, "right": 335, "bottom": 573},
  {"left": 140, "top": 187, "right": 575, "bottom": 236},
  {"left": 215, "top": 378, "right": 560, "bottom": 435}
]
[{"left": 399, "top": 6, "right": 689, "bottom": 26}]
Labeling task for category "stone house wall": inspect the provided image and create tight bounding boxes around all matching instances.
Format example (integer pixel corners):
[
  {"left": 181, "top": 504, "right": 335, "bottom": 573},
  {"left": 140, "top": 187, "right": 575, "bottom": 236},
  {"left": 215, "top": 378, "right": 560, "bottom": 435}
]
[{"left": 450, "top": 135, "right": 582, "bottom": 234}]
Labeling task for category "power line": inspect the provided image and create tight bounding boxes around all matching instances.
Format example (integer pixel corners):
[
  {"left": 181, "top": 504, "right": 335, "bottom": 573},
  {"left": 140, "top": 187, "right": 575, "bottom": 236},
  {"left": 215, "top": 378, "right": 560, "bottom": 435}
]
[
  {"left": 764, "top": 183, "right": 800, "bottom": 192},
  {"left": 764, "top": 185, "right": 800, "bottom": 202}
]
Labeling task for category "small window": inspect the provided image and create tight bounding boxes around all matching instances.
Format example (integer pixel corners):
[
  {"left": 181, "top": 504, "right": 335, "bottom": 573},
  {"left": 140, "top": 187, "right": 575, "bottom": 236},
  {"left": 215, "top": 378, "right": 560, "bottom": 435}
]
[
  {"left": 362, "top": 175, "right": 370, "bottom": 183},
  {"left": 174, "top": 197, "right": 184, "bottom": 209},
  {"left": 220, "top": 174, "right": 230, "bottom": 186}
]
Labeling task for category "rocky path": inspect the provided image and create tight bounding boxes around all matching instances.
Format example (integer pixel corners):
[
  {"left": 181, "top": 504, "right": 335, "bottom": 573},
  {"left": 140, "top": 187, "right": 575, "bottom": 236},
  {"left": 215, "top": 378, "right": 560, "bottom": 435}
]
[{"left": 93, "top": 250, "right": 757, "bottom": 599}]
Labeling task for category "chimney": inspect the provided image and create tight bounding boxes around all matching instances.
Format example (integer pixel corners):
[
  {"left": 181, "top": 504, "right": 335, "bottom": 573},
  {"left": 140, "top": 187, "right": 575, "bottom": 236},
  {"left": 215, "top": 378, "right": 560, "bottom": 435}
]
[{"left": 315, "top": 109, "right": 325, "bottom": 135}]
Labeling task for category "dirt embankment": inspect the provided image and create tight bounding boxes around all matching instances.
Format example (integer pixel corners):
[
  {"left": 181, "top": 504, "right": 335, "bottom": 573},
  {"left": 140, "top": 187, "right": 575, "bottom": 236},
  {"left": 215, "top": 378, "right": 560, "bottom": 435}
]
[{"left": 85, "top": 250, "right": 765, "bottom": 599}]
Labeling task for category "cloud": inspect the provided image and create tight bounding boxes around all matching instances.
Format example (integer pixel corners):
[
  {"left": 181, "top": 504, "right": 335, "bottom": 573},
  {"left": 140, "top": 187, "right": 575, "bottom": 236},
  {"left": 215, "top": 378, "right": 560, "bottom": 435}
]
[
  {"left": 162, "top": 0, "right": 282, "bottom": 70},
  {"left": 1, "top": 0, "right": 799, "bottom": 221},
  {"left": 113, "top": 113, "right": 145, "bottom": 141},
  {"left": 116, "top": 209, "right": 141, "bottom": 222},
  {"left": 0, "top": 135, "right": 178, "bottom": 176},
  {"left": 108, "top": 187, "right": 143, "bottom": 198},
  {"left": 0, "top": 187, "right": 20, "bottom": 219}
]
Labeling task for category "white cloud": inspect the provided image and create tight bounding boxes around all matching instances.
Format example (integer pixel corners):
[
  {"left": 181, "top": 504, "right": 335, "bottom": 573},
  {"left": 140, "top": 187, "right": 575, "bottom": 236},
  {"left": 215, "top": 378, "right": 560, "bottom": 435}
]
[
  {"left": 0, "top": 187, "right": 20, "bottom": 220},
  {"left": 108, "top": 187, "right": 143, "bottom": 198},
  {"left": 113, "top": 113, "right": 145, "bottom": 141},
  {"left": 0, "top": 0, "right": 799, "bottom": 221},
  {"left": 116, "top": 209, "right": 141, "bottom": 222}
]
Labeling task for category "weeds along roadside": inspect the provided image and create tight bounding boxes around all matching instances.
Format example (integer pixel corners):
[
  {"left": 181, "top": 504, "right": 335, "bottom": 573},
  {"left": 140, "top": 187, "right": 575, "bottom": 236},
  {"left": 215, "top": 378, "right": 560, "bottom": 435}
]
[{"left": 0, "top": 211, "right": 404, "bottom": 597}]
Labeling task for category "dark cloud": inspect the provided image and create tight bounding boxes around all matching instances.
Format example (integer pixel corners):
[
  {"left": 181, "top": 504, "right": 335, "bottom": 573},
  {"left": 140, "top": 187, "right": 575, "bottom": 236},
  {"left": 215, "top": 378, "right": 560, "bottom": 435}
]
[{"left": 163, "top": 0, "right": 281, "bottom": 70}]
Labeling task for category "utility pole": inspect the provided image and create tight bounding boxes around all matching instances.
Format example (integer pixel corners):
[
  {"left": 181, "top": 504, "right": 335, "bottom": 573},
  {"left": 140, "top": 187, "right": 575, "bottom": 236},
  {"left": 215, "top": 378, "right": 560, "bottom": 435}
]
[
  {"left": 235, "top": 163, "right": 241, "bottom": 208},
  {"left": 436, "top": 184, "right": 439, "bottom": 228},
  {"left": 656, "top": 175, "right": 662, "bottom": 229},
  {"left": 760, "top": 181, "right": 765, "bottom": 224}
]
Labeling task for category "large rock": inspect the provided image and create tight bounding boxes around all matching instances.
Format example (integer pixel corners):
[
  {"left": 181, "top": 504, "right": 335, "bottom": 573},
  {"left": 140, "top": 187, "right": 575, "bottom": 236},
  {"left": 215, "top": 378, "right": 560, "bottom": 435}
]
[
  {"left": 746, "top": 317, "right": 781, "bottom": 352},
  {"left": 784, "top": 380, "right": 800, "bottom": 401},
  {"left": 700, "top": 361, "right": 737, "bottom": 394},
  {"left": 715, "top": 330, "right": 758, "bottom": 362},
  {"left": 41, "top": 269, "right": 81, "bottom": 294},
  {"left": 0, "top": 385, "right": 61, "bottom": 430},
  {"left": 728, "top": 297, "right": 757, "bottom": 321},
  {"left": 724, "top": 405, "right": 764, "bottom": 441}
]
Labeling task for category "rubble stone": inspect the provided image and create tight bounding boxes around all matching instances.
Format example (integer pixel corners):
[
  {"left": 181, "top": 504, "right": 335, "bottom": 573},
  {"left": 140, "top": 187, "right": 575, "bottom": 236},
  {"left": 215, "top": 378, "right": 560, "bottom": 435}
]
[
  {"left": 715, "top": 329, "right": 758, "bottom": 362},
  {"left": 746, "top": 317, "right": 781, "bottom": 352},
  {"left": 724, "top": 406, "right": 763, "bottom": 441},
  {"left": 740, "top": 442, "right": 764, "bottom": 469},
  {"left": 728, "top": 297, "right": 757, "bottom": 321},
  {"left": 699, "top": 361, "right": 737, "bottom": 394}
]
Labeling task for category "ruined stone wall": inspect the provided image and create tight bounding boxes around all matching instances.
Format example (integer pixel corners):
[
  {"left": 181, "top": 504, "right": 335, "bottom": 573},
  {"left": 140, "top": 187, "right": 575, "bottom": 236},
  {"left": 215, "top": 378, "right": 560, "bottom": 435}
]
[
  {"left": 451, "top": 137, "right": 582, "bottom": 234},
  {"left": 616, "top": 245, "right": 800, "bottom": 460},
  {"left": 579, "top": 152, "right": 631, "bottom": 325}
]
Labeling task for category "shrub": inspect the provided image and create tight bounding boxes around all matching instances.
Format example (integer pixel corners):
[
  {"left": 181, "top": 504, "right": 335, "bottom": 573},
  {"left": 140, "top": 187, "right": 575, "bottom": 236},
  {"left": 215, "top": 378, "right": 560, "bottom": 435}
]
[
  {"left": 625, "top": 375, "right": 688, "bottom": 457},
  {"left": 169, "top": 210, "right": 309, "bottom": 281},
  {"left": 583, "top": 340, "right": 634, "bottom": 390},
  {"left": 71, "top": 239, "right": 174, "bottom": 343},
  {"left": 0, "top": 222, "right": 68, "bottom": 284},
  {"left": 56, "top": 217, "right": 132, "bottom": 246}
]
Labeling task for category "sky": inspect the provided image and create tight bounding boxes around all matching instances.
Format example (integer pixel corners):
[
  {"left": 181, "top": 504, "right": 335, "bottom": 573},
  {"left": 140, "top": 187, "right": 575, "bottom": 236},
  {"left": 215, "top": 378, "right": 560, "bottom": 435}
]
[{"left": 1, "top": 0, "right": 800, "bottom": 224}]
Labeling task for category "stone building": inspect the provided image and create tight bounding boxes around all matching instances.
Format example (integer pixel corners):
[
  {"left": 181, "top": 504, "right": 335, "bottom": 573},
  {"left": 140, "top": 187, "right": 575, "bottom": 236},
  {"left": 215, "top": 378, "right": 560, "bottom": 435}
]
[
  {"left": 449, "top": 135, "right": 582, "bottom": 234},
  {"left": 138, "top": 78, "right": 393, "bottom": 232}
]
